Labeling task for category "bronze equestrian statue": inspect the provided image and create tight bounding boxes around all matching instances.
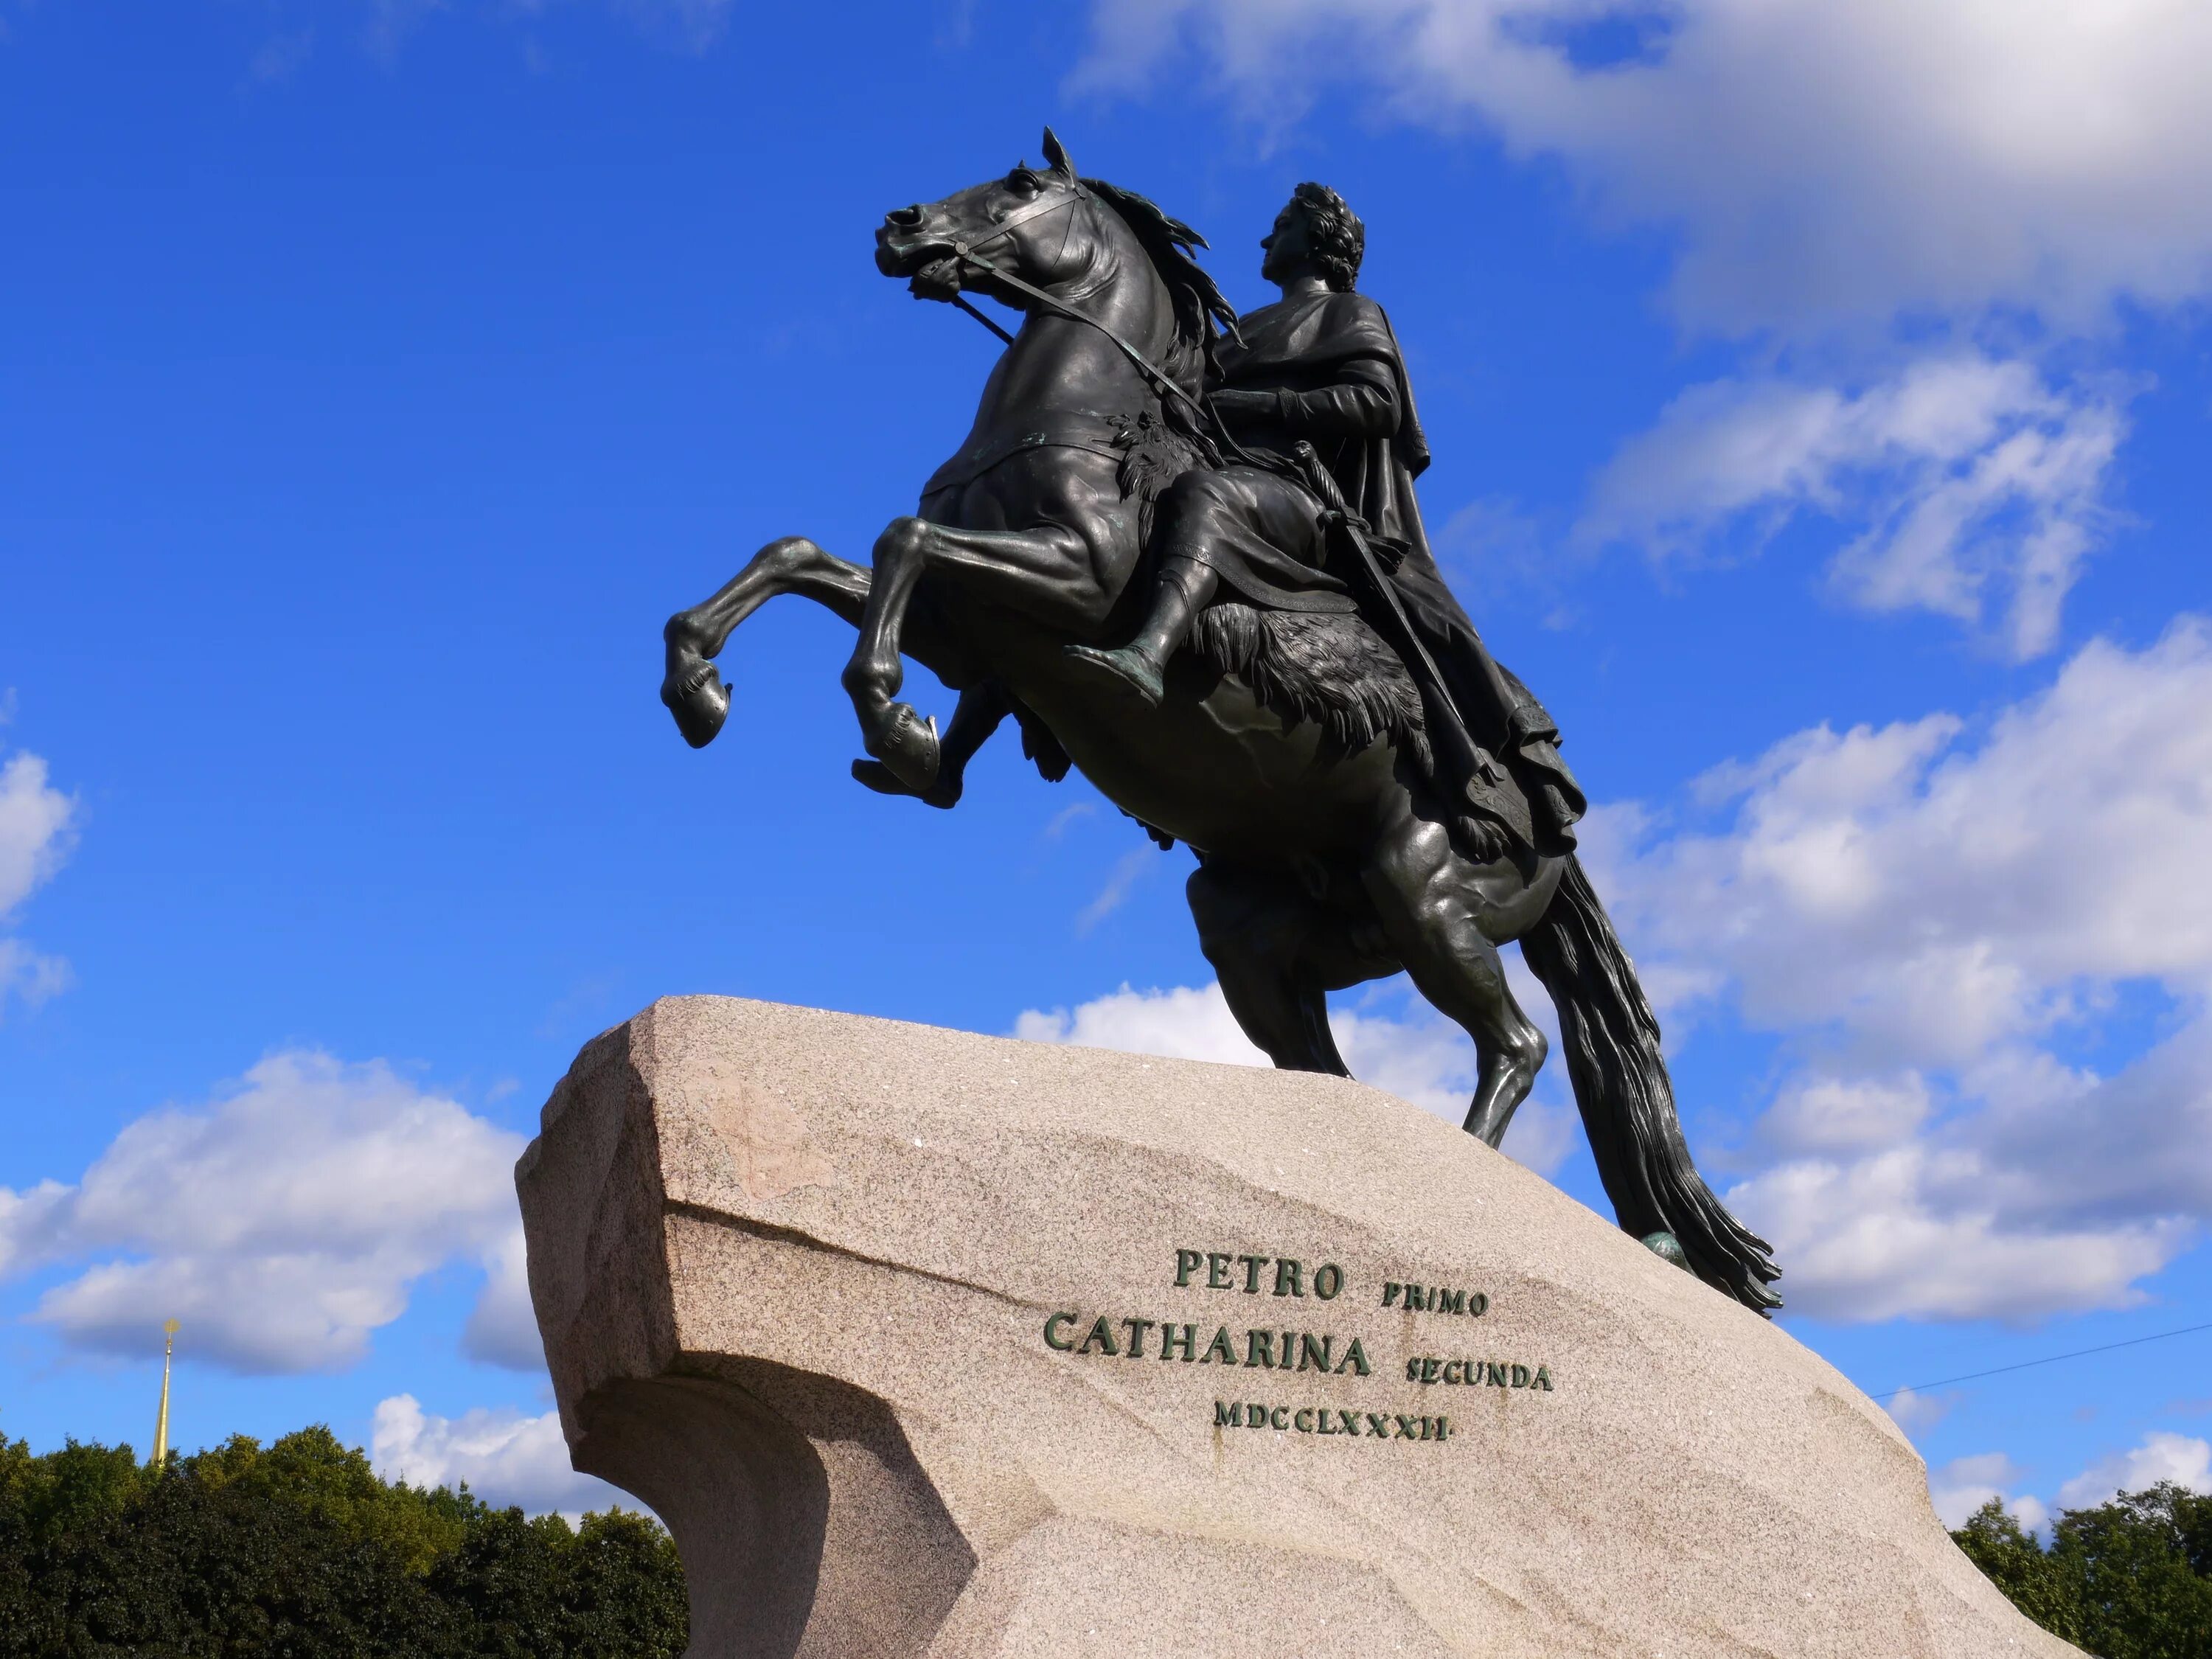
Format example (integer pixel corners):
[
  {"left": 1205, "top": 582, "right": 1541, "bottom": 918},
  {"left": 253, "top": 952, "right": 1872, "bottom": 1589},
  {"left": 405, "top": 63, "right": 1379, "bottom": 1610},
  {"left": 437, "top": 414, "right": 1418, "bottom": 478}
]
[{"left": 660, "top": 131, "right": 1781, "bottom": 1314}]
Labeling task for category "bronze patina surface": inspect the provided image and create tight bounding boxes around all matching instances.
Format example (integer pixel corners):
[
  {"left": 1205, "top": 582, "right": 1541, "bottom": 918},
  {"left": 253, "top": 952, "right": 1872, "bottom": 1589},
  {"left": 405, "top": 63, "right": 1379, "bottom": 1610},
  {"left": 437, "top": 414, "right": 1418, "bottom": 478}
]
[{"left": 658, "top": 132, "right": 1780, "bottom": 1315}]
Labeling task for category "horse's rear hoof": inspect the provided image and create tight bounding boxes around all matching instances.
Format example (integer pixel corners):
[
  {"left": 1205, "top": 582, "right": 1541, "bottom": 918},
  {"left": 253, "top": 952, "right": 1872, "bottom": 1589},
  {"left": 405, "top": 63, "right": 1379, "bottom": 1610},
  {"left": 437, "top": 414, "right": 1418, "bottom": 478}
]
[{"left": 663, "top": 658, "right": 730, "bottom": 749}]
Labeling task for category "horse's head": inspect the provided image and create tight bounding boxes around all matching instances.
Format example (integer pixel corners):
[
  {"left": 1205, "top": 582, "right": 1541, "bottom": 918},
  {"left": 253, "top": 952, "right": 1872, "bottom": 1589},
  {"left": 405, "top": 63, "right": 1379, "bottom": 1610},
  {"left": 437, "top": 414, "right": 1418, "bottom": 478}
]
[{"left": 875, "top": 128, "right": 1102, "bottom": 303}]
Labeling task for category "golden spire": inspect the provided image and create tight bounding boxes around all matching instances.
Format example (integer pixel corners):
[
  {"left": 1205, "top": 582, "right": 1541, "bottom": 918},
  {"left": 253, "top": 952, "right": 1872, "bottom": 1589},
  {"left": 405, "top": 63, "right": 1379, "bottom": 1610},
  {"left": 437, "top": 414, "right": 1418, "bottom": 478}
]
[{"left": 151, "top": 1318, "right": 178, "bottom": 1469}]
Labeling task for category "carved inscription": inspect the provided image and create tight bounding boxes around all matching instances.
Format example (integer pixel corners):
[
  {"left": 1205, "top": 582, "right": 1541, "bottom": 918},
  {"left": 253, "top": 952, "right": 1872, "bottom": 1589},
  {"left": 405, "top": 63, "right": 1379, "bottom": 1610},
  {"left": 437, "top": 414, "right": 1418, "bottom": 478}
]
[
  {"left": 1044, "top": 1313, "right": 1372, "bottom": 1374},
  {"left": 1214, "top": 1402, "right": 1451, "bottom": 1441},
  {"left": 1037, "top": 1249, "right": 1558, "bottom": 1440},
  {"left": 1405, "top": 1357, "right": 1554, "bottom": 1391},
  {"left": 1384, "top": 1281, "right": 1489, "bottom": 1316},
  {"left": 1174, "top": 1249, "right": 1343, "bottom": 1299}
]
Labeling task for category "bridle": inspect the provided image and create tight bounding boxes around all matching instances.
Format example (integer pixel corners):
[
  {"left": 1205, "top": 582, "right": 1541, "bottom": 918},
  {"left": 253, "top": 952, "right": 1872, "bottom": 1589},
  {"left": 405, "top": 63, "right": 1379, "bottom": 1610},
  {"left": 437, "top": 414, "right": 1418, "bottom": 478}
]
[
  {"left": 952, "top": 175, "right": 1091, "bottom": 267},
  {"left": 904, "top": 177, "right": 1289, "bottom": 484},
  {"left": 921, "top": 177, "right": 1214, "bottom": 428}
]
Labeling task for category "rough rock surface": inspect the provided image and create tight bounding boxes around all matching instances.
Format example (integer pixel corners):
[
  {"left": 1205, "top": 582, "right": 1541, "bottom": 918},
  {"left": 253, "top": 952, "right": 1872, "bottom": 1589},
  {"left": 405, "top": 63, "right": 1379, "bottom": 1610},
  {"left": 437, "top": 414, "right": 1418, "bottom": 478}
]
[{"left": 517, "top": 995, "right": 2079, "bottom": 1659}]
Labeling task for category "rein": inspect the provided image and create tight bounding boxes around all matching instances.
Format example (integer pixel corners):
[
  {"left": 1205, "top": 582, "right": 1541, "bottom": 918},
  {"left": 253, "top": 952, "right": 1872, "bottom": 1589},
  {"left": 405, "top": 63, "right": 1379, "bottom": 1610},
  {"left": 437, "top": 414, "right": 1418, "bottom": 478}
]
[
  {"left": 939, "top": 181, "right": 1215, "bottom": 431},
  {"left": 929, "top": 181, "right": 1312, "bottom": 495}
]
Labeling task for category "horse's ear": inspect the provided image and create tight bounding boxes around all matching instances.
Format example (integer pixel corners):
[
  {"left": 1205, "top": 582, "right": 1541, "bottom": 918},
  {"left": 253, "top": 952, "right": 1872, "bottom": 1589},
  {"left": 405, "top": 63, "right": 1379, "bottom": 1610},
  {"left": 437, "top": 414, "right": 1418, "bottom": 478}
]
[{"left": 1041, "top": 127, "right": 1075, "bottom": 181}]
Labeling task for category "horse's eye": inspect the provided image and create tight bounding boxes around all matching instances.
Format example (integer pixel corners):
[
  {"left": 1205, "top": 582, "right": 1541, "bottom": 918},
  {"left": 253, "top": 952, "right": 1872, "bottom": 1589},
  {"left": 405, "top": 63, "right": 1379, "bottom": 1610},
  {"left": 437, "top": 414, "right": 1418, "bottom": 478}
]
[{"left": 1006, "top": 169, "right": 1038, "bottom": 193}]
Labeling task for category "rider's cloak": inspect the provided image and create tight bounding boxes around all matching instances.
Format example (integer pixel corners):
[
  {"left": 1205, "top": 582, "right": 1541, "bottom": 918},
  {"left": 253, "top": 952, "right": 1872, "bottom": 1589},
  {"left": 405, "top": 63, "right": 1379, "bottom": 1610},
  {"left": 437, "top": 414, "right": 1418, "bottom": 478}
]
[{"left": 1211, "top": 288, "right": 1586, "bottom": 852}]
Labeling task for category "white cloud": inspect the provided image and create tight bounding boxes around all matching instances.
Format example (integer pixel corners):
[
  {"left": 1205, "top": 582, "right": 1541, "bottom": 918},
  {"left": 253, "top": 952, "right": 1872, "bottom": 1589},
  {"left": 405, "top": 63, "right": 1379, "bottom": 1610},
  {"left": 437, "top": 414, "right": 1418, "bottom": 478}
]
[
  {"left": 1724, "top": 1145, "right": 2185, "bottom": 1322},
  {"left": 1756, "top": 1074, "right": 1930, "bottom": 1158},
  {"left": 1087, "top": 3, "right": 2204, "bottom": 647},
  {"left": 2054, "top": 1430, "right": 2212, "bottom": 1512},
  {"left": 1015, "top": 979, "right": 1265, "bottom": 1065},
  {"left": 1595, "top": 620, "right": 2212, "bottom": 1057},
  {"left": 1930, "top": 1451, "right": 2048, "bottom": 1532},
  {"left": 0, "top": 1051, "right": 527, "bottom": 1372},
  {"left": 1083, "top": 0, "right": 2212, "bottom": 334},
  {"left": 1014, "top": 975, "right": 1576, "bottom": 1173},
  {"left": 1939, "top": 1430, "right": 2212, "bottom": 1533},
  {"left": 461, "top": 1222, "right": 546, "bottom": 1371},
  {"left": 1041, "top": 801, "right": 1098, "bottom": 840},
  {"left": 0, "top": 751, "right": 73, "bottom": 914},
  {"left": 0, "top": 939, "right": 70, "bottom": 1010},
  {"left": 1585, "top": 621, "right": 2212, "bottom": 1319},
  {"left": 1882, "top": 1385, "right": 1952, "bottom": 1439},
  {"left": 372, "top": 1394, "right": 632, "bottom": 1517},
  {"left": 0, "top": 748, "right": 75, "bottom": 1012},
  {"left": 1076, "top": 845, "right": 1164, "bottom": 933},
  {"left": 1579, "top": 358, "right": 2131, "bottom": 658}
]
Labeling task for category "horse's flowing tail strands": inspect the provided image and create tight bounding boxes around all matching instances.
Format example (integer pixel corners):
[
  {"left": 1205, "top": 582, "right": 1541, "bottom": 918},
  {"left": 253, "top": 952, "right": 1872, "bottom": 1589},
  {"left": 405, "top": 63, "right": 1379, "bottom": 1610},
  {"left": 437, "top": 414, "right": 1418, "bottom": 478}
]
[{"left": 1519, "top": 857, "right": 1784, "bottom": 1315}]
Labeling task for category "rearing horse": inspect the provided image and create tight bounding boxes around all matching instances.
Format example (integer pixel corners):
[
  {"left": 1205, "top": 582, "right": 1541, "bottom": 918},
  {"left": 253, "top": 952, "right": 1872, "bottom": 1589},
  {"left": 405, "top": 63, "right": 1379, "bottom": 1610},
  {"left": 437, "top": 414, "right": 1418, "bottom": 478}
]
[{"left": 660, "top": 132, "right": 1781, "bottom": 1313}]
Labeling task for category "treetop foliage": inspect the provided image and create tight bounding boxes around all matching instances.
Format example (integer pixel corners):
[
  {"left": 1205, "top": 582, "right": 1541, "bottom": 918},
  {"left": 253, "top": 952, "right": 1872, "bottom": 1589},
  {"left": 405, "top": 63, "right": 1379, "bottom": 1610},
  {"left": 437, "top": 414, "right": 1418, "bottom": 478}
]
[
  {"left": 17, "top": 1417, "right": 2202, "bottom": 1658},
  {"left": 0, "top": 1425, "right": 686, "bottom": 1658},
  {"left": 1954, "top": 1480, "right": 2212, "bottom": 1659}
]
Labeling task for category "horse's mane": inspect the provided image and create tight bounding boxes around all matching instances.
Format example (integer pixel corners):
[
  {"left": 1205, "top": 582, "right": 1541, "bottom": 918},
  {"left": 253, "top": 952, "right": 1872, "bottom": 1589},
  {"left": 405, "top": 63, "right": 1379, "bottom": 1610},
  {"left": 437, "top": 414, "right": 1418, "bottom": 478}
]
[{"left": 1081, "top": 177, "right": 1239, "bottom": 400}]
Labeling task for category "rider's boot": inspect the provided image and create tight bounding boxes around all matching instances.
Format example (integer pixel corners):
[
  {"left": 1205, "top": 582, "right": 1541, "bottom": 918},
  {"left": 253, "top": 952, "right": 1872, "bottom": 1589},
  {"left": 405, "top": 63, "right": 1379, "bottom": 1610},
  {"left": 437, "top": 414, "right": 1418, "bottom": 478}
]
[{"left": 1064, "top": 559, "right": 1215, "bottom": 704}]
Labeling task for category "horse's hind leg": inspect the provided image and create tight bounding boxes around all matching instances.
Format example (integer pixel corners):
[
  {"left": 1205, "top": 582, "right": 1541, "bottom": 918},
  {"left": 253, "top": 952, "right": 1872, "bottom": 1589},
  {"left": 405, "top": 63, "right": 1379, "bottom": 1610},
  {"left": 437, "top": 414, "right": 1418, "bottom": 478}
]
[
  {"left": 1187, "top": 862, "right": 1361, "bottom": 1077},
  {"left": 661, "top": 538, "right": 871, "bottom": 748},
  {"left": 1359, "top": 808, "right": 1550, "bottom": 1147}
]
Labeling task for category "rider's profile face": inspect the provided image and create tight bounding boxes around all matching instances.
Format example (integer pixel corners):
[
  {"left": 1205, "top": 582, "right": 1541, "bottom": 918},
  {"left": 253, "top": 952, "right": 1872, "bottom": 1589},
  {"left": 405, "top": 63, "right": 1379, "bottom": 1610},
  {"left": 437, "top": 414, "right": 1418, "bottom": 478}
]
[{"left": 1260, "top": 201, "right": 1312, "bottom": 285}]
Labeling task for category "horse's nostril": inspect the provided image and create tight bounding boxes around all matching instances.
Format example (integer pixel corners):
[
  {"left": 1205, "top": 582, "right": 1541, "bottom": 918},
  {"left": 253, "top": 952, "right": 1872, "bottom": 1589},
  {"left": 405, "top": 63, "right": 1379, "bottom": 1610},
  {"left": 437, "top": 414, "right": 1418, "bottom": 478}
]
[{"left": 887, "top": 204, "right": 925, "bottom": 229}]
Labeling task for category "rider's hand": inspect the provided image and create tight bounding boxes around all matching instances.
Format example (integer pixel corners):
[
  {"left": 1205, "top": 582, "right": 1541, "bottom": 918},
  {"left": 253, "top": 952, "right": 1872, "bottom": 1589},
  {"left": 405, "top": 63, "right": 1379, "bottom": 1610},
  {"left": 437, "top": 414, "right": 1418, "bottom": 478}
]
[{"left": 1208, "top": 388, "right": 1275, "bottom": 428}]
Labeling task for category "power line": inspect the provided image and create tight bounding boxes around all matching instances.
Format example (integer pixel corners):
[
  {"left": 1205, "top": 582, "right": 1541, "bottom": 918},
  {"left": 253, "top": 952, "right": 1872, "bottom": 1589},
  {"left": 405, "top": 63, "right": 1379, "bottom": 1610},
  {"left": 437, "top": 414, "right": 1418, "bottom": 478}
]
[{"left": 1876, "top": 1320, "right": 2212, "bottom": 1401}]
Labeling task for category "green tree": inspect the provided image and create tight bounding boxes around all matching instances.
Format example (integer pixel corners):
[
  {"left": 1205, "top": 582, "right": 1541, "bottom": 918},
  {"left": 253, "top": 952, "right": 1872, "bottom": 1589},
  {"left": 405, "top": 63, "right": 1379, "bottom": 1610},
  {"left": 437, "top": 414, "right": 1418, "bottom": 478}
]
[
  {"left": 557, "top": 1509, "right": 692, "bottom": 1655},
  {"left": 0, "top": 1425, "right": 686, "bottom": 1658},
  {"left": 189, "top": 1426, "right": 470, "bottom": 1575},
  {"left": 428, "top": 1500, "right": 687, "bottom": 1658},
  {"left": 1954, "top": 1481, "right": 2212, "bottom": 1659},
  {"left": 2054, "top": 1484, "right": 2212, "bottom": 1659},
  {"left": 1955, "top": 1499, "right": 2084, "bottom": 1644}
]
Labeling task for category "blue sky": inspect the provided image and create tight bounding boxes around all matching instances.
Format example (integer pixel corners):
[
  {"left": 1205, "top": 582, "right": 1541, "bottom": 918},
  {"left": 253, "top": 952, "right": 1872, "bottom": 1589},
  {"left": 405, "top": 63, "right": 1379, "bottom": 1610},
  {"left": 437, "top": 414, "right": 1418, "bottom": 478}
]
[{"left": 3, "top": 0, "right": 2209, "bottom": 1521}]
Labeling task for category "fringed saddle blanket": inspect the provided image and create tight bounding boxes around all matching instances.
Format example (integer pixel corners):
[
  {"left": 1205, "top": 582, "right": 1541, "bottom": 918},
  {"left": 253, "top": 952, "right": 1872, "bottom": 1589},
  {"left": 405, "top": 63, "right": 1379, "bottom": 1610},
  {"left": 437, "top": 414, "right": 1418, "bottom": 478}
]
[{"left": 1189, "top": 602, "right": 1431, "bottom": 773}]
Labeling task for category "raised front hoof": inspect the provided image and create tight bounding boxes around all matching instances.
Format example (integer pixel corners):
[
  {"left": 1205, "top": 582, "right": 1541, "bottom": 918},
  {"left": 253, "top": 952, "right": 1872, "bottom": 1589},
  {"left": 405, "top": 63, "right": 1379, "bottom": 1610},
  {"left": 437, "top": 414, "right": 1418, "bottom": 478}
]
[
  {"left": 661, "top": 657, "right": 730, "bottom": 749},
  {"left": 1061, "top": 643, "right": 1166, "bottom": 706},
  {"left": 863, "top": 703, "right": 941, "bottom": 793},
  {"left": 1640, "top": 1231, "right": 1692, "bottom": 1273},
  {"left": 850, "top": 758, "right": 961, "bottom": 810}
]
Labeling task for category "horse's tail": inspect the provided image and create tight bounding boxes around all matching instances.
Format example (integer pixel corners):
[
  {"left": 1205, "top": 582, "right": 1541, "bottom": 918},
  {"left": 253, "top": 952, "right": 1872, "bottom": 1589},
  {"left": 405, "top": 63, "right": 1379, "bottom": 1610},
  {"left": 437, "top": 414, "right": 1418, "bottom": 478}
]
[{"left": 1519, "top": 855, "right": 1784, "bottom": 1315}]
